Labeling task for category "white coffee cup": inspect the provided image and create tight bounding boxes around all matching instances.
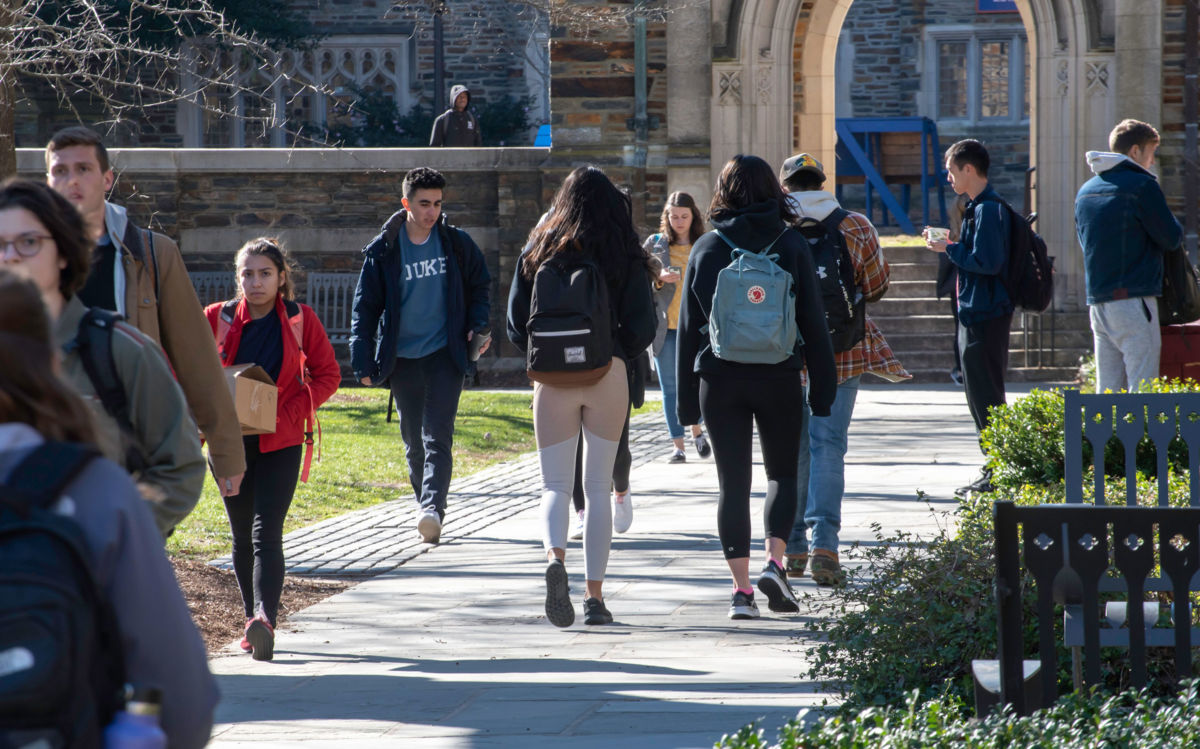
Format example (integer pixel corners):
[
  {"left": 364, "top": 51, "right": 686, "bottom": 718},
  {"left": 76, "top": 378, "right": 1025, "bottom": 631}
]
[{"left": 925, "top": 227, "right": 949, "bottom": 244}]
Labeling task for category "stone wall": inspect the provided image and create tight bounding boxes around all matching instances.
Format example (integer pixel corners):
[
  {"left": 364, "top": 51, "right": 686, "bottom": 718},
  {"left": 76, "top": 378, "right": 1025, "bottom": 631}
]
[
  {"left": 16, "top": 147, "right": 550, "bottom": 364},
  {"left": 1158, "top": 0, "right": 1189, "bottom": 219},
  {"left": 14, "top": 0, "right": 548, "bottom": 149}
]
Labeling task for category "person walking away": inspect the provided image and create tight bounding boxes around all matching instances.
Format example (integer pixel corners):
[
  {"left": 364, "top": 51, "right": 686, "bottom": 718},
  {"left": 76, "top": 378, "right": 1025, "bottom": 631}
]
[
  {"left": 0, "top": 178, "right": 205, "bottom": 539},
  {"left": 507, "top": 166, "right": 656, "bottom": 627},
  {"left": 1076, "top": 119, "right": 1184, "bottom": 394},
  {"left": 44, "top": 127, "right": 246, "bottom": 501},
  {"left": 924, "top": 139, "right": 1013, "bottom": 496},
  {"left": 206, "top": 238, "right": 341, "bottom": 661},
  {"left": 644, "top": 192, "right": 712, "bottom": 464},
  {"left": 676, "top": 155, "right": 837, "bottom": 620},
  {"left": 777, "top": 153, "right": 911, "bottom": 586},
  {"left": 350, "top": 167, "right": 492, "bottom": 544},
  {"left": 0, "top": 270, "right": 217, "bottom": 749},
  {"left": 430, "top": 85, "right": 483, "bottom": 147}
]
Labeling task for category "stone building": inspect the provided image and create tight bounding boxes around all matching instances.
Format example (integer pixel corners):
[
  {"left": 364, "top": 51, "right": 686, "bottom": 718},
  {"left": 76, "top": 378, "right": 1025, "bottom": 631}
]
[{"left": 12, "top": 1, "right": 1196, "bottom": 377}]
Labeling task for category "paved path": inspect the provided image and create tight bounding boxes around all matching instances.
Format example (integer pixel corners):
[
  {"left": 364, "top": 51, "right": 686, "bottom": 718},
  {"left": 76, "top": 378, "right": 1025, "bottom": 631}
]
[{"left": 207, "top": 383, "right": 1027, "bottom": 748}]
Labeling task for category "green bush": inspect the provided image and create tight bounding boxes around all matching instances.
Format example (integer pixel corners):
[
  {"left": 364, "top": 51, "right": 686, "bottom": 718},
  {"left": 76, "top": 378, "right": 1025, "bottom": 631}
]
[
  {"left": 981, "top": 381, "right": 1200, "bottom": 492},
  {"left": 715, "top": 682, "right": 1200, "bottom": 749}
]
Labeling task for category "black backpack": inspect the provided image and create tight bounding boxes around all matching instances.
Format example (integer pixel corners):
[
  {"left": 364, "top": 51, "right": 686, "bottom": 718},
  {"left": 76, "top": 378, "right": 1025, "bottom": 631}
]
[
  {"left": 0, "top": 442, "right": 125, "bottom": 747},
  {"left": 981, "top": 198, "right": 1055, "bottom": 312},
  {"left": 72, "top": 307, "right": 148, "bottom": 473},
  {"left": 525, "top": 255, "right": 614, "bottom": 385},
  {"left": 795, "top": 209, "right": 866, "bottom": 352}
]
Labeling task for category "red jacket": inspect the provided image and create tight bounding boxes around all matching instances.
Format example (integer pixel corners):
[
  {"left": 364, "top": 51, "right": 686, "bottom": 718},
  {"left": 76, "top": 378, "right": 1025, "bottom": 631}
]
[{"left": 204, "top": 296, "right": 340, "bottom": 454}]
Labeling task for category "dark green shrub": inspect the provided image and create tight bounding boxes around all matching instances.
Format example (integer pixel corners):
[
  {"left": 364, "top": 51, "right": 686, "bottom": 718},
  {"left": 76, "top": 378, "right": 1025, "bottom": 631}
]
[
  {"left": 981, "top": 382, "right": 1200, "bottom": 492},
  {"left": 715, "top": 681, "right": 1200, "bottom": 748},
  {"left": 476, "top": 95, "right": 534, "bottom": 146}
]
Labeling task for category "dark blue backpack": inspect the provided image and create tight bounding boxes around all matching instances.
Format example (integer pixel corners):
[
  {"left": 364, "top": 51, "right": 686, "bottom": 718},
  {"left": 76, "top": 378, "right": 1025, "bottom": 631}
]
[{"left": 0, "top": 443, "right": 125, "bottom": 748}]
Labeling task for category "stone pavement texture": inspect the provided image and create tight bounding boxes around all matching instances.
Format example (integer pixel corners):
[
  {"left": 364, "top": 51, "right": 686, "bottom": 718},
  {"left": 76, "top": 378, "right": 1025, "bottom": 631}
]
[{"left": 207, "top": 383, "right": 1033, "bottom": 748}]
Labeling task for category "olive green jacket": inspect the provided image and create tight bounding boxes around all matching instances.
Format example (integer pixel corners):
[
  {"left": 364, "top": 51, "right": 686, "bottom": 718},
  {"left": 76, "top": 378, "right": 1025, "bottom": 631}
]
[{"left": 55, "top": 295, "right": 206, "bottom": 539}]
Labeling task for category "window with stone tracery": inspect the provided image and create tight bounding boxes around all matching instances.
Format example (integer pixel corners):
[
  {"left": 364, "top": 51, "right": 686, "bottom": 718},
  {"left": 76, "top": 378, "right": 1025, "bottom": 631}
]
[{"left": 178, "top": 35, "right": 417, "bottom": 148}]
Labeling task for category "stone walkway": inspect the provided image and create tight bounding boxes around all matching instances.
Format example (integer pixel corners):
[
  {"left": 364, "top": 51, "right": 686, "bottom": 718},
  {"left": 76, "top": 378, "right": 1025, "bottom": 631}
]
[{"left": 207, "top": 383, "right": 1028, "bottom": 748}]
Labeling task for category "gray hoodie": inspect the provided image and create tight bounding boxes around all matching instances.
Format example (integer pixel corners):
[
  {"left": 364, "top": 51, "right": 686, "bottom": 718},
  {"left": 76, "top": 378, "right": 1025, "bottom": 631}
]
[{"left": 430, "top": 84, "right": 482, "bottom": 146}]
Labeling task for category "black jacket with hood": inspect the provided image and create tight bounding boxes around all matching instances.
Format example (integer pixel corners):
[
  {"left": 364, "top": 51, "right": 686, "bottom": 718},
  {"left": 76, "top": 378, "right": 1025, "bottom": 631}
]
[
  {"left": 675, "top": 199, "right": 837, "bottom": 425},
  {"left": 350, "top": 210, "right": 491, "bottom": 384},
  {"left": 430, "top": 84, "right": 483, "bottom": 147}
]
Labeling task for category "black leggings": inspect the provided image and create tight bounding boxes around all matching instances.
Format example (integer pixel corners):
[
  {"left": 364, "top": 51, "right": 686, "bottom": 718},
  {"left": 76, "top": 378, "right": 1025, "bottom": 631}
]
[
  {"left": 223, "top": 436, "right": 302, "bottom": 626},
  {"left": 572, "top": 406, "right": 632, "bottom": 512},
  {"left": 699, "top": 373, "right": 804, "bottom": 560}
]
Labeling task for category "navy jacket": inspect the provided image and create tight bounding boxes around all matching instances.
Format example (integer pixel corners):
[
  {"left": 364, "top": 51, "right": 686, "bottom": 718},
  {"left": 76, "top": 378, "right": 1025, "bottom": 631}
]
[
  {"left": 350, "top": 211, "right": 491, "bottom": 383},
  {"left": 946, "top": 184, "right": 1013, "bottom": 326},
  {"left": 1075, "top": 156, "right": 1183, "bottom": 305},
  {"left": 675, "top": 199, "right": 837, "bottom": 425}
]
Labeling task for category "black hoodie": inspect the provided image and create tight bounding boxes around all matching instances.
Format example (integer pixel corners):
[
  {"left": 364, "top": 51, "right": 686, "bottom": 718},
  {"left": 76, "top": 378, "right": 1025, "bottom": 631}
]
[{"left": 675, "top": 199, "right": 837, "bottom": 424}]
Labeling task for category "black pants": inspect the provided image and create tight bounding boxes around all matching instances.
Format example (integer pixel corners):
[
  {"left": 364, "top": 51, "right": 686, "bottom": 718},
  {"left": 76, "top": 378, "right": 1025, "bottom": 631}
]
[
  {"left": 958, "top": 312, "right": 1013, "bottom": 436},
  {"left": 388, "top": 348, "right": 464, "bottom": 516},
  {"left": 571, "top": 406, "right": 632, "bottom": 512},
  {"left": 223, "top": 436, "right": 302, "bottom": 626},
  {"left": 699, "top": 372, "right": 804, "bottom": 560}
]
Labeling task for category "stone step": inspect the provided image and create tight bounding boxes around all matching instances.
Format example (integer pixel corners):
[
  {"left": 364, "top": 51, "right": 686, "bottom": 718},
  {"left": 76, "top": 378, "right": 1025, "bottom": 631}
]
[
  {"left": 887, "top": 262, "right": 943, "bottom": 283},
  {"left": 872, "top": 314, "right": 956, "bottom": 334},
  {"left": 879, "top": 244, "right": 941, "bottom": 265},
  {"left": 871, "top": 297, "right": 953, "bottom": 316},
  {"left": 902, "top": 366, "right": 1080, "bottom": 385},
  {"left": 880, "top": 278, "right": 939, "bottom": 298}
]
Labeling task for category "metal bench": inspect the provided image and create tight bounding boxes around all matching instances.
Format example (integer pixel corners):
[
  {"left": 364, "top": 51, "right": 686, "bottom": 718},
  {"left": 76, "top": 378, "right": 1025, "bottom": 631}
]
[
  {"left": 306, "top": 272, "right": 357, "bottom": 344},
  {"left": 188, "top": 271, "right": 235, "bottom": 308},
  {"left": 976, "top": 391, "right": 1200, "bottom": 716}
]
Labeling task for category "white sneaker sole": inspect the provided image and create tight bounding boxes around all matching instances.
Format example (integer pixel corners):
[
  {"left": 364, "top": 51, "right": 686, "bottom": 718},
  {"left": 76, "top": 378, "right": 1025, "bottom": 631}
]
[
  {"left": 417, "top": 512, "right": 442, "bottom": 544},
  {"left": 612, "top": 494, "right": 633, "bottom": 534}
]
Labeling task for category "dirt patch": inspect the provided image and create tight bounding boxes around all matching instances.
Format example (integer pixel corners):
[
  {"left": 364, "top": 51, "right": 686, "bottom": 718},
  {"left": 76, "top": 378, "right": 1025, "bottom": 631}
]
[{"left": 171, "top": 558, "right": 353, "bottom": 652}]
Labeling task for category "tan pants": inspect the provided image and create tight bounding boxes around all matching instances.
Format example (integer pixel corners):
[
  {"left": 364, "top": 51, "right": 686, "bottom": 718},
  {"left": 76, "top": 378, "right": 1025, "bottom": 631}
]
[{"left": 534, "top": 358, "right": 628, "bottom": 581}]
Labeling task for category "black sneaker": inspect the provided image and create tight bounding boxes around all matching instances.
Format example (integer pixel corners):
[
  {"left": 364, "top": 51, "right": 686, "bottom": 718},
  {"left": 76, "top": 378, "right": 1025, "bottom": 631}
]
[
  {"left": 544, "top": 559, "right": 574, "bottom": 628},
  {"left": 694, "top": 433, "right": 712, "bottom": 458},
  {"left": 756, "top": 560, "right": 800, "bottom": 613},
  {"left": 955, "top": 467, "right": 995, "bottom": 498},
  {"left": 729, "top": 591, "right": 760, "bottom": 620},
  {"left": 668, "top": 449, "right": 686, "bottom": 464},
  {"left": 583, "top": 597, "right": 613, "bottom": 625}
]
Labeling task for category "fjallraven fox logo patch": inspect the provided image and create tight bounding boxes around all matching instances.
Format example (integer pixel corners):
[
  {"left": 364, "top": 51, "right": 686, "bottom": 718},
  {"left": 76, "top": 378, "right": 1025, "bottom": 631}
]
[{"left": 747, "top": 285, "right": 766, "bottom": 304}]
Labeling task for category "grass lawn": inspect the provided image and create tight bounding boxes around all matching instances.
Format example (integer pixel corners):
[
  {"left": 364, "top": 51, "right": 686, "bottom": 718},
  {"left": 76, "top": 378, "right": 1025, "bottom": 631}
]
[{"left": 169, "top": 387, "right": 662, "bottom": 561}]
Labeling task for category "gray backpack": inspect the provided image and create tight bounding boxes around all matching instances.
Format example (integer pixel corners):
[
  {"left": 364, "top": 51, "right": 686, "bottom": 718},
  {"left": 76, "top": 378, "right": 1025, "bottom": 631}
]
[{"left": 705, "top": 230, "right": 800, "bottom": 364}]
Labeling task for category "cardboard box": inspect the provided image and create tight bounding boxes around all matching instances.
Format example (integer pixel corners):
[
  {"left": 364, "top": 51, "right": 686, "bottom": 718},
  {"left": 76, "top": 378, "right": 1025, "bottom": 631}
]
[{"left": 223, "top": 364, "right": 278, "bottom": 435}]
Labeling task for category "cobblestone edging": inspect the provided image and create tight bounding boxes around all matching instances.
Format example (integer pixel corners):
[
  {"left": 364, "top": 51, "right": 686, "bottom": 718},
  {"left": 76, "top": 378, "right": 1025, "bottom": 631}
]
[{"left": 210, "top": 411, "right": 670, "bottom": 577}]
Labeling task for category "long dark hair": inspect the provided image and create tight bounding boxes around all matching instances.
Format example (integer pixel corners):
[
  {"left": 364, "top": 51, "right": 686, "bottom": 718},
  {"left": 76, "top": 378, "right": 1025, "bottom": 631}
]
[
  {"left": 0, "top": 178, "right": 92, "bottom": 299},
  {"left": 708, "top": 155, "right": 797, "bottom": 225},
  {"left": 522, "top": 166, "right": 649, "bottom": 282},
  {"left": 0, "top": 271, "right": 97, "bottom": 444},
  {"left": 658, "top": 192, "right": 705, "bottom": 245}
]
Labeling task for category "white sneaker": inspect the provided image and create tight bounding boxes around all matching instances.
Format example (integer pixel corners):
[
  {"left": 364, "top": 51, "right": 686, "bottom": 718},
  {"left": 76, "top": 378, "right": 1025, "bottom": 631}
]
[
  {"left": 613, "top": 491, "right": 633, "bottom": 533},
  {"left": 570, "top": 509, "right": 585, "bottom": 540},
  {"left": 417, "top": 507, "right": 442, "bottom": 543}
]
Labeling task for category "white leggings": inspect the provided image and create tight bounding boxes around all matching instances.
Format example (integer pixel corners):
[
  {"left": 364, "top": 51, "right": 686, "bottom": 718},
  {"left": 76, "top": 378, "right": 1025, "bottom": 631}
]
[{"left": 534, "top": 359, "right": 628, "bottom": 582}]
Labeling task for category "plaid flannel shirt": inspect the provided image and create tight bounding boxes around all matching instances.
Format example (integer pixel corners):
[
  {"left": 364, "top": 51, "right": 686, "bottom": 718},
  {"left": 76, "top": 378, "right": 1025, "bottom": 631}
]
[{"left": 803, "top": 210, "right": 911, "bottom": 386}]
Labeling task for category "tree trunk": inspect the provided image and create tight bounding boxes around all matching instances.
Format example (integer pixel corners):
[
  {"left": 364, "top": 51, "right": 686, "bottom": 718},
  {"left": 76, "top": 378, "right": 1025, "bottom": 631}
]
[{"left": 0, "top": 0, "right": 15, "bottom": 178}]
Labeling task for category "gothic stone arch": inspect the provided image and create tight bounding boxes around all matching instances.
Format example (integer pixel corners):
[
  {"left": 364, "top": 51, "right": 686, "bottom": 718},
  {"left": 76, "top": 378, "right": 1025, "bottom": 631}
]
[{"left": 713, "top": 0, "right": 1132, "bottom": 310}]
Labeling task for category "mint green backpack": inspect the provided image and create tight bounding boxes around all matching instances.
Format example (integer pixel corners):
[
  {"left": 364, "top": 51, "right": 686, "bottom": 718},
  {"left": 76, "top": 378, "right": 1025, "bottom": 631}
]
[{"left": 705, "top": 229, "right": 800, "bottom": 364}]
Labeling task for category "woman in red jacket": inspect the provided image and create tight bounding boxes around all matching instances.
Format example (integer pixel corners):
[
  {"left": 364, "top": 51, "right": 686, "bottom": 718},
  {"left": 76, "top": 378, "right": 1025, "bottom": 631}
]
[{"left": 205, "top": 237, "right": 340, "bottom": 661}]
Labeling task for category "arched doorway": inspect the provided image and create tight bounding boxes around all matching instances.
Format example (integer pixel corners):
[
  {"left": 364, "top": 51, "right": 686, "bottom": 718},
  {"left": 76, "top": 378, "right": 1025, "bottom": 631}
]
[{"left": 712, "top": 0, "right": 1126, "bottom": 311}]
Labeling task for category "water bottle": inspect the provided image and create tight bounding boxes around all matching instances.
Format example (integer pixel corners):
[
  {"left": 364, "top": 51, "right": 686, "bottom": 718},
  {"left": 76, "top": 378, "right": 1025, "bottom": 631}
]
[{"left": 104, "top": 685, "right": 166, "bottom": 749}]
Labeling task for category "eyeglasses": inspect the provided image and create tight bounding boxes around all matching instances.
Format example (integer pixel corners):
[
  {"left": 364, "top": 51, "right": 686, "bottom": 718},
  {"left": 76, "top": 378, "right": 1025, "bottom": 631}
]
[{"left": 0, "top": 235, "right": 53, "bottom": 258}]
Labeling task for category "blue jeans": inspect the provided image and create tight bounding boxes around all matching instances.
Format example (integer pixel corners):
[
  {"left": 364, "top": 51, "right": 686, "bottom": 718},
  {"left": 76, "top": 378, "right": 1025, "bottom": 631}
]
[
  {"left": 787, "top": 375, "right": 860, "bottom": 556},
  {"left": 653, "top": 329, "right": 685, "bottom": 439},
  {"left": 388, "top": 348, "right": 464, "bottom": 516}
]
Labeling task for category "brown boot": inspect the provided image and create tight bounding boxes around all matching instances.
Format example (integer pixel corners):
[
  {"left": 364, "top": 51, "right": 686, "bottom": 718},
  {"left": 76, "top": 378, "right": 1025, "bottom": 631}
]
[
  {"left": 809, "top": 549, "right": 846, "bottom": 586},
  {"left": 785, "top": 553, "right": 808, "bottom": 577}
]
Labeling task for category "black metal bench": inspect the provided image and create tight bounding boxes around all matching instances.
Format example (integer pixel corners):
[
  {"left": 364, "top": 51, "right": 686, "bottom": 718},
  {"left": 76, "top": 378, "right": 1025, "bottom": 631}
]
[{"left": 975, "top": 391, "right": 1200, "bottom": 716}]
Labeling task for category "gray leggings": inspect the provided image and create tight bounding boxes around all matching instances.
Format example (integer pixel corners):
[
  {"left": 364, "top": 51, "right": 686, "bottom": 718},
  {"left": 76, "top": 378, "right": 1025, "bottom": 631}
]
[{"left": 534, "top": 359, "right": 628, "bottom": 582}]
